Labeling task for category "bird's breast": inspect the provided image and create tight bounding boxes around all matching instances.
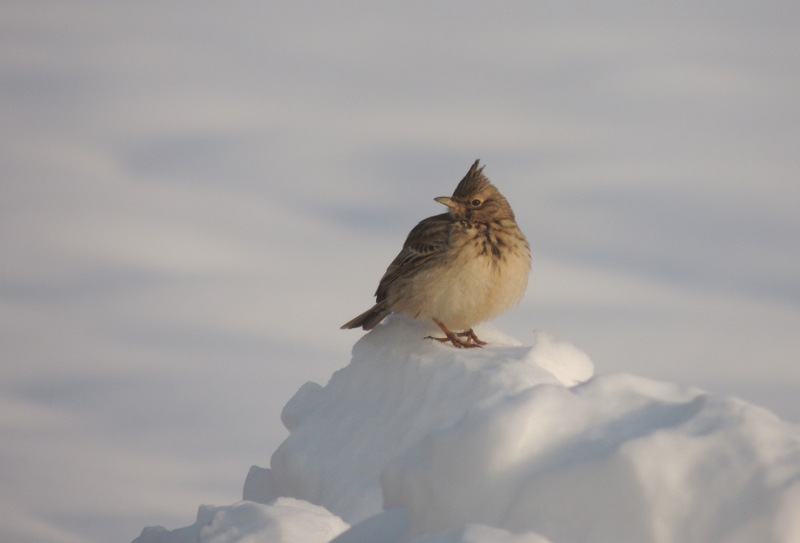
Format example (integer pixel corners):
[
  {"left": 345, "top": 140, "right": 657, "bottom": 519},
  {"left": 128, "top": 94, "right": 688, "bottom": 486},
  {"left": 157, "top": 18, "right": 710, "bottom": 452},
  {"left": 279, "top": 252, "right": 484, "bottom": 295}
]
[{"left": 408, "top": 221, "right": 530, "bottom": 329}]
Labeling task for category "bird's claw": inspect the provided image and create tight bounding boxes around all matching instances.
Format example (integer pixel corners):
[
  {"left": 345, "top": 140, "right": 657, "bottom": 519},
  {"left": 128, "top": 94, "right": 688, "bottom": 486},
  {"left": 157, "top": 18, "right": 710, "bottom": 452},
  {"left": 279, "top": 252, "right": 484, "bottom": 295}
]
[
  {"left": 425, "top": 334, "right": 482, "bottom": 348},
  {"left": 426, "top": 322, "right": 485, "bottom": 348}
]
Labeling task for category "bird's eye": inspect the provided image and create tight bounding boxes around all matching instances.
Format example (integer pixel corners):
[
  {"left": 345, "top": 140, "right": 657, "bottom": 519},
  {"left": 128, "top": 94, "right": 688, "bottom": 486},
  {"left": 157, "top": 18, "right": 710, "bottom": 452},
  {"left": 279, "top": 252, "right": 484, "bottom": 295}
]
[{"left": 471, "top": 199, "right": 482, "bottom": 207}]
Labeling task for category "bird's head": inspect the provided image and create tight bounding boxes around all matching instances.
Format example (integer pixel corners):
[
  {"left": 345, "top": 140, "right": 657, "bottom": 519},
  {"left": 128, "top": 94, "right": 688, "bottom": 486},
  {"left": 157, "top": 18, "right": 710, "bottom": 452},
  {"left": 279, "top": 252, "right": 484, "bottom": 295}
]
[{"left": 434, "top": 160, "right": 516, "bottom": 222}]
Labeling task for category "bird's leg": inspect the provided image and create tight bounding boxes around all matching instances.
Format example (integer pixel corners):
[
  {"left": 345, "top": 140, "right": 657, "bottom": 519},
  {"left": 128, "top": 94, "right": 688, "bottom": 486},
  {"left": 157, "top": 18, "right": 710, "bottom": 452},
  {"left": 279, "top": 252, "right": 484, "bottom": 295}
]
[
  {"left": 426, "top": 319, "right": 482, "bottom": 348},
  {"left": 456, "top": 329, "right": 487, "bottom": 346}
]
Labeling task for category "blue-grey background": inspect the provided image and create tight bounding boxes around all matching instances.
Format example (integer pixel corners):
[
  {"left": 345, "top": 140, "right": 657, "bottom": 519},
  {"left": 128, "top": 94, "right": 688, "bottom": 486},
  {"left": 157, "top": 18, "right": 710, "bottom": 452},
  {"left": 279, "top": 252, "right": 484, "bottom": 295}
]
[{"left": 2, "top": 3, "right": 798, "bottom": 542}]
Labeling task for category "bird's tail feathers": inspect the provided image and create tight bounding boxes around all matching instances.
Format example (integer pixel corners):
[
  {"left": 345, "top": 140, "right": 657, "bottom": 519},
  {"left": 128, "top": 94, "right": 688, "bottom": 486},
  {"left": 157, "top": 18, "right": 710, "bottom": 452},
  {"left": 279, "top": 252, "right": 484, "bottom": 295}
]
[{"left": 340, "top": 302, "right": 390, "bottom": 330}]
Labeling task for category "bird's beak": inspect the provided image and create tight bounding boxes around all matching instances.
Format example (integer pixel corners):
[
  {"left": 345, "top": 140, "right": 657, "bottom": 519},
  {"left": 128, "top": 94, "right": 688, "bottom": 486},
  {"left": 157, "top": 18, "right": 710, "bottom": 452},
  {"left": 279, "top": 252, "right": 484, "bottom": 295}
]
[{"left": 434, "top": 196, "right": 455, "bottom": 208}]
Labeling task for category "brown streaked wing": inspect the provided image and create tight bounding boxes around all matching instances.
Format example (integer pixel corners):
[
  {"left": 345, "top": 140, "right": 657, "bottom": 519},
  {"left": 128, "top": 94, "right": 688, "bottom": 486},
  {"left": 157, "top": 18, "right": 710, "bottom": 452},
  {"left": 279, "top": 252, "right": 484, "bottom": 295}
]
[{"left": 375, "top": 213, "right": 453, "bottom": 301}]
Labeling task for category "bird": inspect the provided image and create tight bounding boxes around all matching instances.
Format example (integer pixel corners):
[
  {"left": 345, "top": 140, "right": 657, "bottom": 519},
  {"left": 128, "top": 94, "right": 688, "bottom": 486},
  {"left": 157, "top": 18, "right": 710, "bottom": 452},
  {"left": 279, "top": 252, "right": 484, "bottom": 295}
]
[{"left": 341, "top": 160, "right": 531, "bottom": 348}]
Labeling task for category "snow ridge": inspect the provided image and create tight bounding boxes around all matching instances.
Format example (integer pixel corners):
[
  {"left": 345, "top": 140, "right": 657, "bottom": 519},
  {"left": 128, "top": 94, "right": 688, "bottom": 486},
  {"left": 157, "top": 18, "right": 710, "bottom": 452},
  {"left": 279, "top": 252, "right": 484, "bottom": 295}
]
[{"left": 134, "top": 317, "right": 800, "bottom": 543}]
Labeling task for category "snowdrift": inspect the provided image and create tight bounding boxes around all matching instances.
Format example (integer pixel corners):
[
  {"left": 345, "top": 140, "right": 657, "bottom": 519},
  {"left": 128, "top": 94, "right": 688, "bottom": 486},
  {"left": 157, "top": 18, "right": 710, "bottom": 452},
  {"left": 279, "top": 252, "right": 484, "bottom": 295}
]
[{"left": 134, "top": 317, "right": 800, "bottom": 543}]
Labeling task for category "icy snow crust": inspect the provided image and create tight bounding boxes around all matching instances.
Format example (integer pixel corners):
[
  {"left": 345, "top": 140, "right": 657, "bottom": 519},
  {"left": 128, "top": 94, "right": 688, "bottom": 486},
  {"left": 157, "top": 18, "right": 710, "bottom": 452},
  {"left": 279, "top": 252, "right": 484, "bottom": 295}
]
[{"left": 135, "top": 317, "right": 800, "bottom": 543}]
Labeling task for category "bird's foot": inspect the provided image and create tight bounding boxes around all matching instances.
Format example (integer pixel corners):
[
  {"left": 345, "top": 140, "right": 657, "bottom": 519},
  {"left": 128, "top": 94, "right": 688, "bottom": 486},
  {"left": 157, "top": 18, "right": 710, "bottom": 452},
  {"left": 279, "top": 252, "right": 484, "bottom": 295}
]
[
  {"left": 425, "top": 333, "right": 482, "bottom": 348},
  {"left": 426, "top": 320, "right": 484, "bottom": 348},
  {"left": 457, "top": 329, "right": 487, "bottom": 346}
]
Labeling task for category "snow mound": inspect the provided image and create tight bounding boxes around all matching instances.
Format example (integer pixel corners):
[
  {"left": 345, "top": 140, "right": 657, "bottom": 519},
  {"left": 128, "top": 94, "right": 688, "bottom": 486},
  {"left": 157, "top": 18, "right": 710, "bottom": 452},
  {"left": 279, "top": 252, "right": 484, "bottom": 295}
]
[
  {"left": 270, "top": 317, "right": 594, "bottom": 523},
  {"left": 382, "top": 373, "right": 800, "bottom": 542},
  {"left": 132, "top": 498, "right": 348, "bottom": 543},
  {"left": 134, "top": 317, "right": 800, "bottom": 543}
]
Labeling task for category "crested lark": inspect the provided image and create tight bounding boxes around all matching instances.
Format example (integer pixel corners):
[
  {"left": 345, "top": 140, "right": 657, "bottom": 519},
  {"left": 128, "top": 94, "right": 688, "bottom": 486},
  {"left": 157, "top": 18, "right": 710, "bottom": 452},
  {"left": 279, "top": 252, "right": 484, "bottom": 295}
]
[{"left": 341, "top": 160, "right": 531, "bottom": 348}]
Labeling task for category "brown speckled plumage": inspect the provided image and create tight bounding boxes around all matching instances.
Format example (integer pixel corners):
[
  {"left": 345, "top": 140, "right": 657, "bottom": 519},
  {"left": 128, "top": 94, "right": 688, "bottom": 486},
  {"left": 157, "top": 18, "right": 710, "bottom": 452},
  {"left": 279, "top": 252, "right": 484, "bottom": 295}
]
[{"left": 341, "top": 160, "right": 531, "bottom": 348}]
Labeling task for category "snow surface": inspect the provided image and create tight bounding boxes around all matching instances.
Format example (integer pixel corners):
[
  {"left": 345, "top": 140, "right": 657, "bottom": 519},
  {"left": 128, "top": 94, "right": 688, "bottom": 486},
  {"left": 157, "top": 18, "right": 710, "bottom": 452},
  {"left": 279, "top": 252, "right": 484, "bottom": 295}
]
[
  {"left": 134, "top": 317, "right": 800, "bottom": 543},
  {"left": 134, "top": 498, "right": 348, "bottom": 543}
]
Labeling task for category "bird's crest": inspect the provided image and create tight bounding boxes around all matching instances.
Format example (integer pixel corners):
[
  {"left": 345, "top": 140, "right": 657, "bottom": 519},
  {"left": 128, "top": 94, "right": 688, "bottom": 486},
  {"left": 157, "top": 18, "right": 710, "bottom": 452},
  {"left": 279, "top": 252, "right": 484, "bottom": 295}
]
[{"left": 453, "top": 159, "right": 492, "bottom": 198}]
